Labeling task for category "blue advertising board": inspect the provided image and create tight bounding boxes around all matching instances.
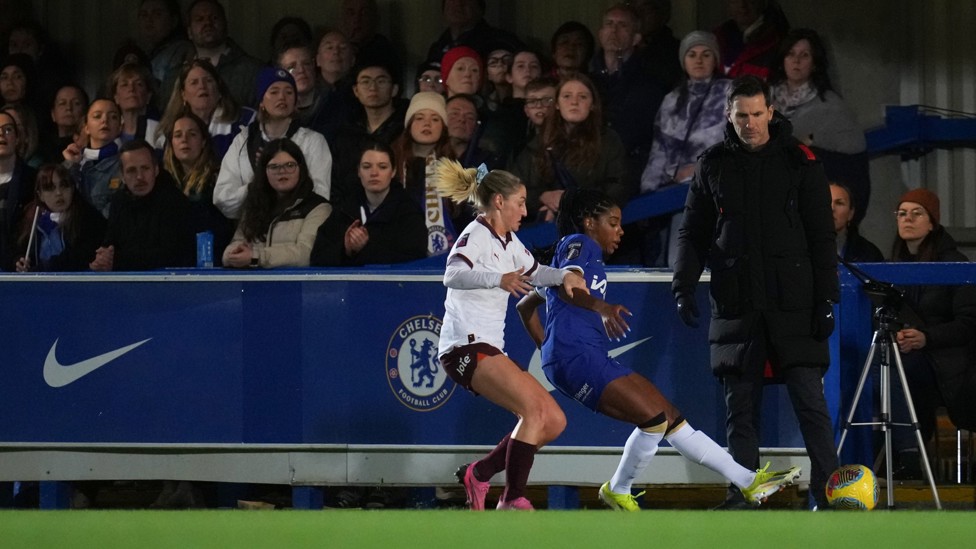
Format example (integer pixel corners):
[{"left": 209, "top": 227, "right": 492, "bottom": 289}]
[{"left": 0, "top": 271, "right": 809, "bottom": 451}]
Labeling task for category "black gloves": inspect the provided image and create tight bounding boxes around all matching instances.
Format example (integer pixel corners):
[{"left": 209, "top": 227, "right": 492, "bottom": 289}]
[
  {"left": 675, "top": 293, "right": 700, "bottom": 328},
  {"left": 812, "top": 300, "right": 835, "bottom": 341}
]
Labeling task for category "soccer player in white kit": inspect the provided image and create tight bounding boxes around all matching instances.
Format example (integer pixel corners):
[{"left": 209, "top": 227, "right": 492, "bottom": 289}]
[{"left": 433, "top": 159, "right": 587, "bottom": 511}]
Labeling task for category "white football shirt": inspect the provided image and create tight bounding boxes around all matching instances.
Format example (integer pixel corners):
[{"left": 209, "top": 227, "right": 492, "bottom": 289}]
[{"left": 438, "top": 217, "right": 541, "bottom": 356}]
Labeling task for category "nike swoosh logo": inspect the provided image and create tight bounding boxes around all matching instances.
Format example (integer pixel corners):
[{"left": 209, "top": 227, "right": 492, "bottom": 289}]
[
  {"left": 43, "top": 338, "right": 152, "bottom": 388},
  {"left": 528, "top": 337, "right": 653, "bottom": 392},
  {"left": 608, "top": 337, "right": 652, "bottom": 358}
]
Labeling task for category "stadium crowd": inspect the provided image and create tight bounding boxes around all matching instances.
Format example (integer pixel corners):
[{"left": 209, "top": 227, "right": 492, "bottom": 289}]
[{"left": 1, "top": 0, "right": 877, "bottom": 273}]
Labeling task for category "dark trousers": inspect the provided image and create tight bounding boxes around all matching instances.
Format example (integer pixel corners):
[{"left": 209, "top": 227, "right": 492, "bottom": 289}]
[{"left": 720, "top": 335, "right": 838, "bottom": 507}]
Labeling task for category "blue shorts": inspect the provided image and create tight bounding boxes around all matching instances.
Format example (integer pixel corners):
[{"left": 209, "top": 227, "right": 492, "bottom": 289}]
[{"left": 543, "top": 351, "right": 631, "bottom": 411}]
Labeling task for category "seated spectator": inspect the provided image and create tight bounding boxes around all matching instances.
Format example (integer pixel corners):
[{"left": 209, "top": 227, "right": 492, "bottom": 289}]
[
  {"left": 590, "top": 3, "right": 666, "bottom": 183},
  {"left": 0, "top": 107, "right": 36, "bottom": 270},
  {"left": 2, "top": 102, "right": 42, "bottom": 167},
  {"left": 164, "top": 111, "right": 233, "bottom": 264},
  {"left": 40, "top": 84, "right": 88, "bottom": 164},
  {"left": 550, "top": 21, "right": 595, "bottom": 81},
  {"left": 89, "top": 140, "right": 195, "bottom": 271},
  {"left": 331, "top": 61, "right": 407, "bottom": 206},
  {"left": 770, "top": 28, "right": 870, "bottom": 224},
  {"left": 642, "top": 32, "right": 729, "bottom": 193},
  {"left": 6, "top": 20, "right": 74, "bottom": 110},
  {"left": 507, "top": 49, "right": 544, "bottom": 101},
  {"left": 713, "top": 0, "right": 789, "bottom": 79},
  {"left": 425, "top": 0, "right": 520, "bottom": 65},
  {"left": 392, "top": 91, "right": 461, "bottom": 255},
  {"left": 639, "top": 31, "right": 730, "bottom": 267},
  {"left": 213, "top": 67, "right": 332, "bottom": 219},
  {"left": 512, "top": 75, "right": 628, "bottom": 223},
  {"left": 886, "top": 188, "right": 976, "bottom": 477},
  {"left": 316, "top": 29, "right": 356, "bottom": 92},
  {"left": 62, "top": 98, "right": 123, "bottom": 218},
  {"left": 831, "top": 182, "right": 882, "bottom": 263},
  {"left": 312, "top": 29, "right": 357, "bottom": 142},
  {"left": 135, "top": 0, "right": 191, "bottom": 105},
  {"left": 168, "top": 0, "right": 262, "bottom": 108},
  {"left": 107, "top": 62, "right": 159, "bottom": 143},
  {"left": 155, "top": 59, "right": 255, "bottom": 159},
  {"left": 631, "top": 0, "right": 682, "bottom": 88},
  {"left": 275, "top": 41, "right": 322, "bottom": 129},
  {"left": 222, "top": 138, "right": 330, "bottom": 268},
  {"left": 513, "top": 76, "right": 557, "bottom": 158},
  {"left": 770, "top": 29, "right": 864, "bottom": 154},
  {"left": 479, "top": 48, "right": 544, "bottom": 161},
  {"left": 339, "top": 0, "right": 401, "bottom": 84},
  {"left": 446, "top": 94, "right": 479, "bottom": 161},
  {"left": 286, "top": 36, "right": 372, "bottom": 147},
  {"left": 268, "top": 16, "right": 313, "bottom": 63},
  {"left": 0, "top": 54, "right": 42, "bottom": 120},
  {"left": 446, "top": 94, "right": 500, "bottom": 169},
  {"left": 310, "top": 140, "right": 425, "bottom": 266},
  {"left": 15, "top": 164, "right": 105, "bottom": 272},
  {"left": 441, "top": 46, "right": 483, "bottom": 101},
  {"left": 415, "top": 60, "right": 444, "bottom": 96},
  {"left": 484, "top": 39, "right": 517, "bottom": 111}
]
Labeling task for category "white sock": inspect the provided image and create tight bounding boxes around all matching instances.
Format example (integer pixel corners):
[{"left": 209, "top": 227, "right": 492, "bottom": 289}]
[
  {"left": 609, "top": 427, "right": 663, "bottom": 494},
  {"left": 666, "top": 422, "right": 755, "bottom": 489}
]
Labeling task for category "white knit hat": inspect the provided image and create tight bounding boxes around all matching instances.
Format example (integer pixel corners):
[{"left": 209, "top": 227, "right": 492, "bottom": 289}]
[{"left": 405, "top": 91, "right": 448, "bottom": 125}]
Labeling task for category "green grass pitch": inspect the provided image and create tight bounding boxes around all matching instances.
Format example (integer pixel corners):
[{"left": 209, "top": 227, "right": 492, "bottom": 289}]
[{"left": 2, "top": 510, "right": 974, "bottom": 549}]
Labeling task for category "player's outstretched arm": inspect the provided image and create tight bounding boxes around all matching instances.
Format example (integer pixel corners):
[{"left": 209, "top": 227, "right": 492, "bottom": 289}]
[
  {"left": 558, "top": 287, "right": 632, "bottom": 340},
  {"left": 516, "top": 290, "right": 546, "bottom": 349}
]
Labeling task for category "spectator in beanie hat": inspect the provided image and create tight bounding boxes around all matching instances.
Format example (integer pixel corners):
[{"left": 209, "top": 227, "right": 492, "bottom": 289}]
[
  {"left": 213, "top": 66, "right": 332, "bottom": 219},
  {"left": 886, "top": 185, "right": 976, "bottom": 478},
  {"left": 393, "top": 91, "right": 462, "bottom": 256},
  {"left": 416, "top": 60, "right": 444, "bottom": 95},
  {"left": 441, "top": 46, "right": 483, "bottom": 98}
]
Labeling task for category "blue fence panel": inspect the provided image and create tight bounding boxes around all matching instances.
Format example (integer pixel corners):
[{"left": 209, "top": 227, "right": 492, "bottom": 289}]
[{"left": 3, "top": 262, "right": 969, "bottom": 480}]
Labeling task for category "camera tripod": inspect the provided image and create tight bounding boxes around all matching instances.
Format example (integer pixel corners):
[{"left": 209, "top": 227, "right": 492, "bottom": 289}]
[{"left": 835, "top": 305, "right": 942, "bottom": 510}]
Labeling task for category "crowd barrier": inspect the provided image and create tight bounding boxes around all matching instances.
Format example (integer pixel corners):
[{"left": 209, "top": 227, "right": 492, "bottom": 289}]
[{"left": 1, "top": 262, "right": 970, "bottom": 508}]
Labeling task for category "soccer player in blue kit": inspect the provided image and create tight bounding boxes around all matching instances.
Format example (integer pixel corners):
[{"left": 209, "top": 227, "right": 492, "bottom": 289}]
[{"left": 517, "top": 189, "right": 801, "bottom": 510}]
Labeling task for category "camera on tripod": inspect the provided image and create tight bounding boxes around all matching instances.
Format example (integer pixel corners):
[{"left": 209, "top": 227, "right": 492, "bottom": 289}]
[
  {"left": 836, "top": 258, "right": 941, "bottom": 509},
  {"left": 861, "top": 279, "right": 923, "bottom": 332}
]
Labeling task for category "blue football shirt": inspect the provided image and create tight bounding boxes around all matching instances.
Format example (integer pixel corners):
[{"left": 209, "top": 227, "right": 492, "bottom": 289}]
[{"left": 541, "top": 234, "right": 609, "bottom": 365}]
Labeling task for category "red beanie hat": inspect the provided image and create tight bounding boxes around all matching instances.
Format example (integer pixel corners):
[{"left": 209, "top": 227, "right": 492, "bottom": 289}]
[
  {"left": 898, "top": 188, "right": 940, "bottom": 226},
  {"left": 440, "top": 46, "right": 483, "bottom": 90}
]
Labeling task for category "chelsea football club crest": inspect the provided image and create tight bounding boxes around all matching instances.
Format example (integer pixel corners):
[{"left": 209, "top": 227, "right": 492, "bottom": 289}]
[{"left": 387, "top": 315, "right": 455, "bottom": 411}]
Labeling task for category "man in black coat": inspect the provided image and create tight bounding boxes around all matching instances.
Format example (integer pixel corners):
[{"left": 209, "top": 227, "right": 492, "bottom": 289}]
[
  {"left": 90, "top": 140, "right": 195, "bottom": 271},
  {"left": 589, "top": 3, "right": 666, "bottom": 186},
  {"left": 671, "top": 75, "right": 839, "bottom": 510},
  {"left": 330, "top": 61, "right": 407, "bottom": 207}
]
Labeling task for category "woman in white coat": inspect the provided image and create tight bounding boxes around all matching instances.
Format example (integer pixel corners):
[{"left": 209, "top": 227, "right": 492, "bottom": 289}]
[{"left": 213, "top": 67, "right": 332, "bottom": 219}]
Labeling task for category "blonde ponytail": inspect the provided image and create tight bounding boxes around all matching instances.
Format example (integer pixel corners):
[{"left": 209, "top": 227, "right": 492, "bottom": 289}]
[
  {"left": 432, "top": 157, "right": 525, "bottom": 212},
  {"left": 432, "top": 157, "right": 478, "bottom": 205}
]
